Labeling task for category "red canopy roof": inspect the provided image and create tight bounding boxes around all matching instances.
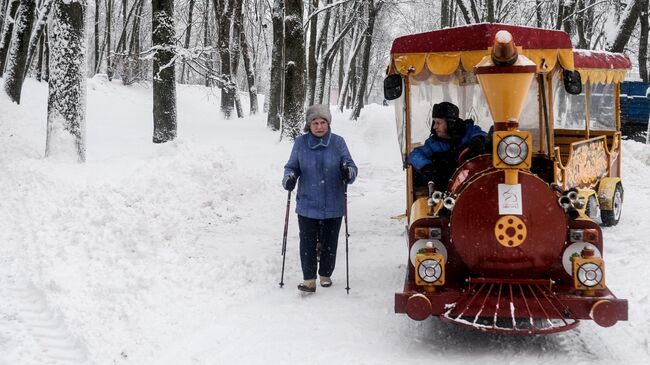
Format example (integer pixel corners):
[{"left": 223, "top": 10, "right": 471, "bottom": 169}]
[
  {"left": 390, "top": 23, "right": 573, "bottom": 54},
  {"left": 573, "top": 49, "right": 631, "bottom": 69}
]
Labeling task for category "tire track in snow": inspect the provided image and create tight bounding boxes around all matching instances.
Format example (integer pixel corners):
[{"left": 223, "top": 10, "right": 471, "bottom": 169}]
[{"left": 0, "top": 279, "right": 91, "bottom": 365}]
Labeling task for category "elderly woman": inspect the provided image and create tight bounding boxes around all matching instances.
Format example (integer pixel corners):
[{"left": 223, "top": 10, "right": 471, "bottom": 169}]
[{"left": 282, "top": 104, "right": 358, "bottom": 293}]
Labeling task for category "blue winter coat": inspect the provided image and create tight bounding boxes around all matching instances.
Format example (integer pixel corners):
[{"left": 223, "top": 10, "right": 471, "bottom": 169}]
[
  {"left": 284, "top": 130, "right": 357, "bottom": 219},
  {"left": 407, "top": 124, "right": 486, "bottom": 170}
]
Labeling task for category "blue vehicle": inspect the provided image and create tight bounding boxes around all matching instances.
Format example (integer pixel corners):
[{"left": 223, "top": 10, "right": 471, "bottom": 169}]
[{"left": 620, "top": 81, "right": 650, "bottom": 142}]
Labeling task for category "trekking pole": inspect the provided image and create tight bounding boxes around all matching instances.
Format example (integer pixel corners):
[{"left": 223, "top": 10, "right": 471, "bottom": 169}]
[
  {"left": 344, "top": 184, "right": 350, "bottom": 294},
  {"left": 279, "top": 190, "right": 292, "bottom": 288}
]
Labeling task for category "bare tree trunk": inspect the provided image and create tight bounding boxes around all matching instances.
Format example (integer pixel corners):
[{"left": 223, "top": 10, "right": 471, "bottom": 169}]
[
  {"left": 126, "top": 0, "right": 145, "bottom": 84},
  {"left": 563, "top": 0, "right": 576, "bottom": 35},
  {"left": 42, "top": 24, "right": 48, "bottom": 81},
  {"left": 282, "top": 0, "right": 305, "bottom": 139},
  {"left": 35, "top": 28, "right": 44, "bottom": 81},
  {"left": 306, "top": 0, "right": 318, "bottom": 106},
  {"left": 203, "top": 0, "right": 211, "bottom": 86},
  {"left": 267, "top": 0, "right": 283, "bottom": 130},
  {"left": 585, "top": 0, "right": 596, "bottom": 45},
  {"left": 0, "top": 0, "right": 19, "bottom": 76},
  {"left": 231, "top": 0, "right": 244, "bottom": 118},
  {"left": 441, "top": 0, "right": 450, "bottom": 28},
  {"left": 640, "top": 0, "right": 649, "bottom": 81},
  {"left": 337, "top": 26, "right": 364, "bottom": 112},
  {"left": 3, "top": 0, "right": 36, "bottom": 104},
  {"left": 23, "top": 0, "right": 54, "bottom": 80},
  {"left": 106, "top": 0, "right": 113, "bottom": 79},
  {"left": 214, "top": 0, "right": 236, "bottom": 119},
  {"left": 468, "top": 0, "right": 480, "bottom": 22},
  {"left": 46, "top": 0, "right": 87, "bottom": 162},
  {"left": 0, "top": 0, "right": 6, "bottom": 33},
  {"left": 608, "top": 0, "right": 644, "bottom": 53},
  {"left": 555, "top": 0, "right": 565, "bottom": 30},
  {"left": 535, "top": 0, "right": 542, "bottom": 27},
  {"left": 486, "top": 0, "right": 495, "bottom": 23},
  {"left": 576, "top": 0, "right": 588, "bottom": 48},
  {"left": 454, "top": 0, "right": 473, "bottom": 24},
  {"left": 315, "top": 10, "right": 356, "bottom": 104},
  {"left": 240, "top": 20, "right": 258, "bottom": 114},
  {"left": 94, "top": 0, "right": 99, "bottom": 73},
  {"left": 152, "top": 0, "right": 177, "bottom": 143},
  {"left": 181, "top": 0, "right": 195, "bottom": 84},
  {"left": 351, "top": 0, "right": 381, "bottom": 120}
]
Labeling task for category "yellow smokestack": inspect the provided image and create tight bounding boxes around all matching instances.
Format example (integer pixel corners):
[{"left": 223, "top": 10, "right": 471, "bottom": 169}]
[{"left": 474, "top": 30, "right": 537, "bottom": 127}]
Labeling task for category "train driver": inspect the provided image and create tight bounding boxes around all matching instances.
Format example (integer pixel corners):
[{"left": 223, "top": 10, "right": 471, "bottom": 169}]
[{"left": 407, "top": 102, "right": 487, "bottom": 191}]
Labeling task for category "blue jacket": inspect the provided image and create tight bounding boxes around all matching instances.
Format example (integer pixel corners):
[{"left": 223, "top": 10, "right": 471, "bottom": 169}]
[
  {"left": 407, "top": 123, "right": 486, "bottom": 170},
  {"left": 284, "top": 130, "right": 357, "bottom": 219}
]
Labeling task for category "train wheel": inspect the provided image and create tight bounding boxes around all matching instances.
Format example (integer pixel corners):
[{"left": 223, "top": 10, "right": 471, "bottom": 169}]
[{"left": 601, "top": 184, "right": 623, "bottom": 226}]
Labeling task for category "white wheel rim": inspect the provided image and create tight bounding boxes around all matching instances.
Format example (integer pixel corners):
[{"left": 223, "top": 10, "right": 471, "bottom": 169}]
[{"left": 613, "top": 190, "right": 622, "bottom": 220}]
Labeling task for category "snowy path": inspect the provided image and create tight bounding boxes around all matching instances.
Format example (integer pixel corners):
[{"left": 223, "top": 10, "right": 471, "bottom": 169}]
[{"left": 1, "top": 79, "right": 649, "bottom": 364}]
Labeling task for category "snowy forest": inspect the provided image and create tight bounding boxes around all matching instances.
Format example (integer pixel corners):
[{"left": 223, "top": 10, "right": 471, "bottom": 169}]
[{"left": 0, "top": 0, "right": 649, "bottom": 159}]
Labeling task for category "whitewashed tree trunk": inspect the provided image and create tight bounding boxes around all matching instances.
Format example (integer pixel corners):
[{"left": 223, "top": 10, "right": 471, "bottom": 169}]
[{"left": 45, "top": 0, "right": 87, "bottom": 162}]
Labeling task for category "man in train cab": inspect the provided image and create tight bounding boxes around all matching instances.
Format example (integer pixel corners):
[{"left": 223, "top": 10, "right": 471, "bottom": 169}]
[{"left": 407, "top": 102, "right": 487, "bottom": 191}]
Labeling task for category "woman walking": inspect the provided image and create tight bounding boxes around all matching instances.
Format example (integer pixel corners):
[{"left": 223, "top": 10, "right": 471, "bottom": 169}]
[{"left": 282, "top": 104, "right": 358, "bottom": 293}]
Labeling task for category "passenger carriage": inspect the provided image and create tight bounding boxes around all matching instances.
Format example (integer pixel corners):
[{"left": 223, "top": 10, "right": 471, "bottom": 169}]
[{"left": 384, "top": 23, "right": 629, "bottom": 333}]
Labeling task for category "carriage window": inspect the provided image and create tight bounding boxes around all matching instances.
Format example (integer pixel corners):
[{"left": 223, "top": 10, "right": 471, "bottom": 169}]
[
  {"left": 589, "top": 83, "right": 616, "bottom": 130},
  {"left": 553, "top": 72, "right": 586, "bottom": 130},
  {"left": 407, "top": 70, "right": 542, "bottom": 152},
  {"left": 407, "top": 71, "right": 493, "bottom": 149}
]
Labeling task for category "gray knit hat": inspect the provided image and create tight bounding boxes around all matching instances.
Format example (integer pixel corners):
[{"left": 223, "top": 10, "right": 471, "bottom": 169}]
[{"left": 304, "top": 104, "right": 332, "bottom": 132}]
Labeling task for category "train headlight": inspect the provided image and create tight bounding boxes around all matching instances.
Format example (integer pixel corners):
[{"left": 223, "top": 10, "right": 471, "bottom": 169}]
[
  {"left": 492, "top": 131, "right": 532, "bottom": 169},
  {"left": 572, "top": 245, "right": 606, "bottom": 293},
  {"left": 576, "top": 262, "right": 603, "bottom": 287},
  {"left": 497, "top": 135, "right": 528, "bottom": 165},
  {"left": 418, "top": 259, "right": 443, "bottom": 283},
  {"left": 415, "top": 242, "right": 446, "bottom": 289}
]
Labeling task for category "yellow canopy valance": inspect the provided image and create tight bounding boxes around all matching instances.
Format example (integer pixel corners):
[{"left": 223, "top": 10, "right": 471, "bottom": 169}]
[
  {"left": 392, "top": 49, "right": 575, "bottom": 76},
  {"left": 575, "top": 68, "right": 628, "bottom": 84}
]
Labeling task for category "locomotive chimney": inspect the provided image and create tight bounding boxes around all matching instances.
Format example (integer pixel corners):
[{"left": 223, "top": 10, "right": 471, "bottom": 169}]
[{"left": 474, "top": 30, "right": 537, "bottom": 129}]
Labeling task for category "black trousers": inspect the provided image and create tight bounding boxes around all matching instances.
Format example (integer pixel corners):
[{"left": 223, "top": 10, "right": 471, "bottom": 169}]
[{"left": 298, "top": 215, "right": 343, "bottom": 280}]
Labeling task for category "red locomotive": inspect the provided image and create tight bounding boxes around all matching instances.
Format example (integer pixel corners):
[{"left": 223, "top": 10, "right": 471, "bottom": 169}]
[{"left": 384, "top": 24, "right": 629, "bottom": 333}]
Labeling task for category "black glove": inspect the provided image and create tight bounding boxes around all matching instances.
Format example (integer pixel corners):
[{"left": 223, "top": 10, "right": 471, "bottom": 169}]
[
  {"left": 419, "top": 164, "right": 436, "bottom": 183},
  {"left": 468, "top": 135, "right": 486, "bottom": 155},
  {"left": 341, "top": 162, "right": 353, "bottom": 184},
  {"left": 282, "top": 173, "right": 297, "bottom": 191}
]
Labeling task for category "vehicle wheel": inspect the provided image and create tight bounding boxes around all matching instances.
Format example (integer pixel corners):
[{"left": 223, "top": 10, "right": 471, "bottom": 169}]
[
  {"left": 585, "top": 195, "right": 600, "bottom": 220},
  {"left": 601, "top": 184, "right": 623, "bottom": 226}
]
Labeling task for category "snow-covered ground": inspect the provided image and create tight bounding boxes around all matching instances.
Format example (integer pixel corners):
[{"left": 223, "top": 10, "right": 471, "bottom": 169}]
[{"left": 1, "top": 78, "right": 649, "bottom": 365}]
